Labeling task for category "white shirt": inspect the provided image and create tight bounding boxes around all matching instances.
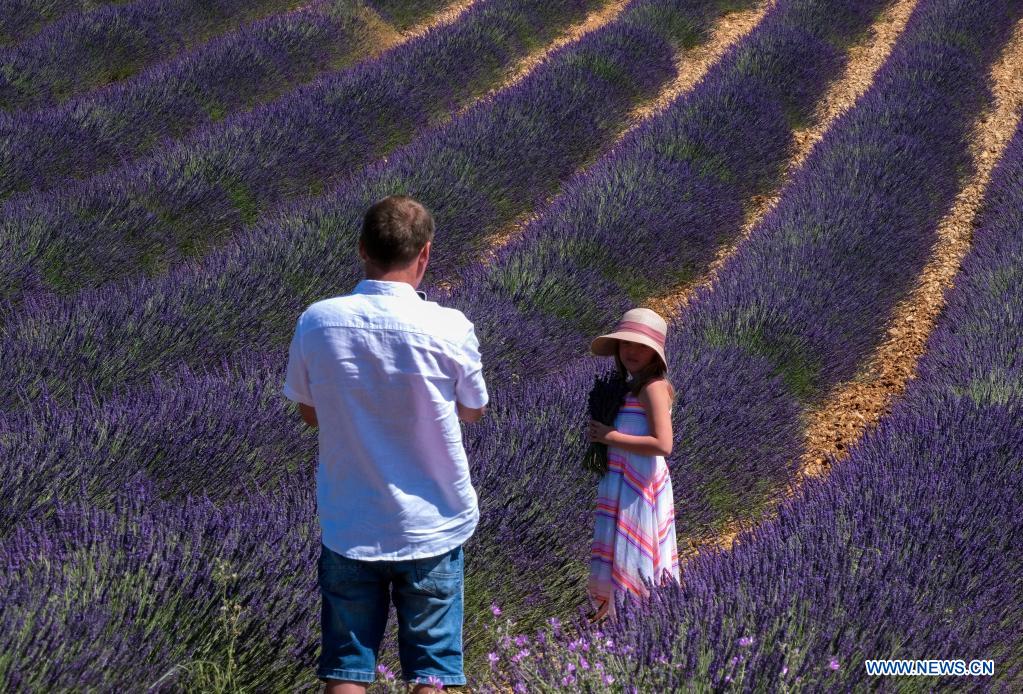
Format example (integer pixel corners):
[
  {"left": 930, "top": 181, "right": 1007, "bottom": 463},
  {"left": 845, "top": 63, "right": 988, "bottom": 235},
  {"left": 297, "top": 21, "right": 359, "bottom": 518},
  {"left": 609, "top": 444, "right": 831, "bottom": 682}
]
[{"left": 284, "top": 279, "right": 488, "bottom": 561}]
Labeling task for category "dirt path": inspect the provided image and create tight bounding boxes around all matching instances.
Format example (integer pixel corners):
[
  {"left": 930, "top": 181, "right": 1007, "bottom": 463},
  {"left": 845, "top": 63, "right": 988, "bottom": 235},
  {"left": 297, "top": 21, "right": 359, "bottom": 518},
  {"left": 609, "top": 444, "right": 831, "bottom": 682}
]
[
  {"left": 646, "top": 0, "right": 920, "bottom": 319},
  {"left": 796, "top": 19, "right": 1023, "bottom": 483},
  {"left": 477, "top": 1, "right": 774, "bottom": 264}
]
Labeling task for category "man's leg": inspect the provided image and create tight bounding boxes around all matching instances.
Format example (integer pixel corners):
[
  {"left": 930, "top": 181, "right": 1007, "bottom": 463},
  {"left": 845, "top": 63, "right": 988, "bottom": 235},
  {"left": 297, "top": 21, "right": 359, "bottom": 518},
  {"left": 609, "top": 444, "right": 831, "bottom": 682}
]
[
  {"left": 391, "top": 546, "right": 466, "bottom": 691},
  {"left": 317, "top": 543, "right": 390, "bottom": 690},
  {"left": 323, "top": 681, "right": 367, "bottom": 694}
]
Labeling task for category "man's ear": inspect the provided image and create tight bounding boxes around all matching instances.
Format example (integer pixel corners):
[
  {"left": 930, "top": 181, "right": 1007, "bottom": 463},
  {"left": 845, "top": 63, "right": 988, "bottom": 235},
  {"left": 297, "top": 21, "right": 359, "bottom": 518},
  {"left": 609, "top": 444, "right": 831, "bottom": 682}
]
[
  {"left": 418, "top": 242, "right": 431, "bottom": 271},
  {"left": 358, "top": 238, "right": 368, "bottom": 261}
]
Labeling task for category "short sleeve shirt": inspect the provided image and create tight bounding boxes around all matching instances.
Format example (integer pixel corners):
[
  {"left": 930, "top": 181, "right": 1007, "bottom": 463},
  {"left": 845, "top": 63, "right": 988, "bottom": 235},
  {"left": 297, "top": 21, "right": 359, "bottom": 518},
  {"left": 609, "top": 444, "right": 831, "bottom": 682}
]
[{"left": 284, "top": 279, "right": 488, "bottom": 561}]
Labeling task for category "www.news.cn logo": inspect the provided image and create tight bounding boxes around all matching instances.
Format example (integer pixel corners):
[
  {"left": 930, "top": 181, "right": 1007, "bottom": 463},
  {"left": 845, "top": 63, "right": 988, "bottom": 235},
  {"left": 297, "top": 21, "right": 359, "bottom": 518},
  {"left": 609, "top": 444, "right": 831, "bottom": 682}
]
[{"left": 864, "top": 660, "right": 994, "bottom": 676}]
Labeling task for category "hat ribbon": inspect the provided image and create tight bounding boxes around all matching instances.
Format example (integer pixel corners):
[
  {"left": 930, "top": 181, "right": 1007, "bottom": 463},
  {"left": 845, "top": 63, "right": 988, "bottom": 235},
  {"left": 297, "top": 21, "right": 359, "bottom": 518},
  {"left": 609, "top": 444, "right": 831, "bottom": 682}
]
[{"left": 615, "top": 320, "right": 665, "bottom": 347}]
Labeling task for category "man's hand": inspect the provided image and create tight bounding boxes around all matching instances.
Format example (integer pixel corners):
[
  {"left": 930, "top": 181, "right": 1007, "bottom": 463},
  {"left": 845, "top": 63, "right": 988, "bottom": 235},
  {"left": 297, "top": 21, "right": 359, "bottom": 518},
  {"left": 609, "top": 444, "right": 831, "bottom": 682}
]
[
  {"left": 299, "top": 402, "right": 318, "bottom": 427},
  {"left": 457, "top": 402, "right": 486, "bottom": 423}
]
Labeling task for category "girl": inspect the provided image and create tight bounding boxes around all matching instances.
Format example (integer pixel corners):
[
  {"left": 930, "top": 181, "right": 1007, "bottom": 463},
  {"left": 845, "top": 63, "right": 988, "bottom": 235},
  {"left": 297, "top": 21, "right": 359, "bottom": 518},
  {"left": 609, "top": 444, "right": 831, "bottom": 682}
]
[{"left": 586, "top": 307, "right": 679, "bottom": 621}]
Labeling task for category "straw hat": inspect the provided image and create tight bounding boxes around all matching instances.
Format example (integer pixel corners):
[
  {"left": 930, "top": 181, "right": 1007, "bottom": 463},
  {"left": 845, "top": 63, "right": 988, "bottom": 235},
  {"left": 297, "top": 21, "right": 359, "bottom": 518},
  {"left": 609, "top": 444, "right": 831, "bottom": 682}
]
[{"left": 590, "top": 308, "right": 668, "bottom": 369}]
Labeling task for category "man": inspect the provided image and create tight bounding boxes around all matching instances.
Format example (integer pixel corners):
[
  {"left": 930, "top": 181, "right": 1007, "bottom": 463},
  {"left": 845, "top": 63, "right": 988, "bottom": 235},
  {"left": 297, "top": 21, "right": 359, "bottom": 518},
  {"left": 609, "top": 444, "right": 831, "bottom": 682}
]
[{"left": 284, "top": 195, "right": 488, "bottom": 693}]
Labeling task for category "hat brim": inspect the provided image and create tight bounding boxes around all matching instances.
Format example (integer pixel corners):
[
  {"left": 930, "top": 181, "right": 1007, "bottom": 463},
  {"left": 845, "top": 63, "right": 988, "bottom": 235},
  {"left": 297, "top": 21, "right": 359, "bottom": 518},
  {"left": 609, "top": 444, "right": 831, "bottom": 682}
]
[{"left": 590, "top": 332, "right": 668, "bottom": 370}]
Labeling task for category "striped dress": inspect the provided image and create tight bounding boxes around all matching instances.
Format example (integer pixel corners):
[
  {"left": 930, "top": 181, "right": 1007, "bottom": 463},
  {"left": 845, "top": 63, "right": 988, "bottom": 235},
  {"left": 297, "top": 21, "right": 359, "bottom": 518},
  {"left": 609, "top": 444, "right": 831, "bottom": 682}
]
[{"left": 589, "top": 392, "right": 679, "bottom": 606}]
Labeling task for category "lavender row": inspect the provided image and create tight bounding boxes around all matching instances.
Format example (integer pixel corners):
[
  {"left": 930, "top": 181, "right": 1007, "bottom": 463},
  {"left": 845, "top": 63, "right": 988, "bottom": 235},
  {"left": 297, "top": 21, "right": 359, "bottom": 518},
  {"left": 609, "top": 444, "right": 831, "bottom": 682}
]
[
  {"left": 367, "top": 0, "right": 457, "bottom": 30},
  {"left": 0, "top": 0, "right": 379, "bottom": 200},
  {"left": 496, "top": 114, "right": 1023, "bottom": 692},
  {"left": 0, "top": 358, "right": 316, "bottom": 531},
  {"left": 0, "top": 0, "right": 296, "bottom": 112},
  {"left": 0, "top": 0, "right": 714, "bottom": 407},
  {"left": 0, "top": 0, "right": 601, "bottom": 308},
  {"left": 0, "top": 482, "right": 325, "bottom": 690},
  {"left": 0, "top": 0, "right": 123, "bottom": 46},
  {"left": 912, "top": 119, "right": 1023, "bottom": 408}
]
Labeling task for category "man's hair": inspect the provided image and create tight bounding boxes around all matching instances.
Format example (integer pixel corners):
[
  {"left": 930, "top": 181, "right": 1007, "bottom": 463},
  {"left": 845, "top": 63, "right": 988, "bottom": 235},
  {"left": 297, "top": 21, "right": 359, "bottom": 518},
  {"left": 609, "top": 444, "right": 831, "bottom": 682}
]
[{"left": 360, "top": 195, "right": 435, "bottom": 270}]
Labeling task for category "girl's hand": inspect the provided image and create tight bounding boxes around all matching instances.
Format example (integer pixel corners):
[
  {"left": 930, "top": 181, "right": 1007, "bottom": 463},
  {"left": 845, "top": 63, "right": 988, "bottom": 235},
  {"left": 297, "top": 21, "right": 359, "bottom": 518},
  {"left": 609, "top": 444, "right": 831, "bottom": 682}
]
[{"left": 588, "top": 419, "right": 615, "bottom": 444}]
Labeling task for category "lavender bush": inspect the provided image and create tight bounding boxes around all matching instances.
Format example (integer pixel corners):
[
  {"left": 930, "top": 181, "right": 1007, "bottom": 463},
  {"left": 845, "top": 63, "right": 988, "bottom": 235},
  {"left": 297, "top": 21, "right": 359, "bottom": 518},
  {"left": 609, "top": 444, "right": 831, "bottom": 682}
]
[
  {"left": 0, "top": 0, "right": 125, "bottom": 46},
  {"left": 0, "top": 0, "right": 296, "bottom": 112},
  {"left": 0, "top": 359, "right": 316, "bottom": 533},
  {"left": 366, "top": 0, "right": 454, "bottom": 30},
  {"left": 0, "top": 0, "right": 602, "bottom": 307},
  {"left": 494, "top": 114, "right": 1023, "bottom": 692},
  {"left": 0, "top": 482, "right": 324, "bottom": 690},
  {"left": 0, "top": 0, "right": 379, "bottom": 199},
  {"left": 913, "top": 122, "right": 1023, "bottom": 409}
]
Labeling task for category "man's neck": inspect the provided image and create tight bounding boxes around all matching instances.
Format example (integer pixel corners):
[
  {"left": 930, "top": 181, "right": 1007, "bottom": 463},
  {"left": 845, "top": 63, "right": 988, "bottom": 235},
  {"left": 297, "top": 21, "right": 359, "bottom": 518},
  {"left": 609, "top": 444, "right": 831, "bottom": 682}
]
[{"left": 364, "top": 270, "right": 418, "bottom": 287}]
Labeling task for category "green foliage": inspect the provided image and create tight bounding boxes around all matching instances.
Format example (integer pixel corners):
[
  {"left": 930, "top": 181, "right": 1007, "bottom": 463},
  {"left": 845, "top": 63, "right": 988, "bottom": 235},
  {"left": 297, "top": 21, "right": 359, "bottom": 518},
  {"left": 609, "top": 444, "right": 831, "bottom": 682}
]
[
  {"left": 655, "top": 133, "right": 736, "bottom": 184},
  {"left": 955, "top": 369, "right": 1023, "bottom": 407},
  {"left": 703, "top": 323, "right": 820, "bottom": 400},
  {"left": 224, "top": 179, "right": 260, "bottom": 227},
  {"left": 154, "top": 559, "right": 246, "bottom": 693},
  {"left": 366, "top": 0, "right": 449, "bottom": 31}
]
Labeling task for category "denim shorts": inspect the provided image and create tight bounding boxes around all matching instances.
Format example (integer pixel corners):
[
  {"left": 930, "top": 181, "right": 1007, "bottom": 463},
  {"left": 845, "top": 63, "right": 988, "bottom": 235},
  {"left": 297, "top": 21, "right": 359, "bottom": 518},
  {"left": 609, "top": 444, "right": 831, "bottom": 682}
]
[{"left": 317, "top": 543, "right": 465, "bottom": 685}]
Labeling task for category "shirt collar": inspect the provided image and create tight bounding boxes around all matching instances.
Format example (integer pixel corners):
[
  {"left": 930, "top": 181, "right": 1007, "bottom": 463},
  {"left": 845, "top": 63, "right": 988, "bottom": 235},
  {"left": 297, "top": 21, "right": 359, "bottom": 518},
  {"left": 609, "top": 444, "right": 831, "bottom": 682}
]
[{"left": 354, "top": 279, "right": 427, "bottom": 301}]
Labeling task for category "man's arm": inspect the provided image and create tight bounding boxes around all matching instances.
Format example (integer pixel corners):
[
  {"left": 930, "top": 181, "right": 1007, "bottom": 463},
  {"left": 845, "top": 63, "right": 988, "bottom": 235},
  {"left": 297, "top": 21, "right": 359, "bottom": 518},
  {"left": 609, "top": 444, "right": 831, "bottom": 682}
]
[
  {"left": 454, "top": 324, "right": 488, "bottom": 424},
  {"left": 457, "top": 402, "right": 485, "bottom": 423},
  {"left": 284, "top": 312, "right": 318, "bottom": 426},
  {"left": 299, "top": 402, "right": 318, "bottom": 427}
]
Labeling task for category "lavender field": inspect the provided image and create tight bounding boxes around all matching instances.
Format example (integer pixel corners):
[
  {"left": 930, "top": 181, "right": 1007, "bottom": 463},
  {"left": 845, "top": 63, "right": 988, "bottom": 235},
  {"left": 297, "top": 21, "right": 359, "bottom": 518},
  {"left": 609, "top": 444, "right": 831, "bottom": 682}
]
[{"left": 2, "top": 0, "right": 1021, "bottom": 690}]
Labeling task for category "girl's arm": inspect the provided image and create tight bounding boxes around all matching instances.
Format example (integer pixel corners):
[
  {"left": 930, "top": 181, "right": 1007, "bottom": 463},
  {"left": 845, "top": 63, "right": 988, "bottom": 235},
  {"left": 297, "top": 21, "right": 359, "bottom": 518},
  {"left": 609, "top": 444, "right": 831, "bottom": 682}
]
[{"left": 588, "top": 380, "right": 673, "bottom": 456}]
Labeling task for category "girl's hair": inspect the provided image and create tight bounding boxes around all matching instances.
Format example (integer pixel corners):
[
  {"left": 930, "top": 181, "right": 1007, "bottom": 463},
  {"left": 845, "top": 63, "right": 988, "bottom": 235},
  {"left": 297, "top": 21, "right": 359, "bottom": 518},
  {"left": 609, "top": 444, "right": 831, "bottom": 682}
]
[{"left": 614, "top": 349, "right": 676, "bottom": 401}]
